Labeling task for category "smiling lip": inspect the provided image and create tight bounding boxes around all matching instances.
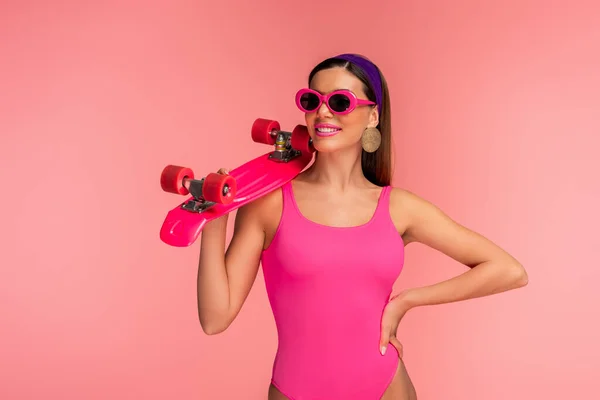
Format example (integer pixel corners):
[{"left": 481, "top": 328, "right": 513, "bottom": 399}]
[{"left": 314, "top": 123, "right": 342, "bottom": 137}]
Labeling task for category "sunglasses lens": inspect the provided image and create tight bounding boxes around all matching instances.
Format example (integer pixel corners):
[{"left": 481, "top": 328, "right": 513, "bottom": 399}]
[
  {"left": 300, "top": 92, "right": 320, "bottom": 111},
  {"left": 328, "top": 93, "right": 351, "bottom": 113}
]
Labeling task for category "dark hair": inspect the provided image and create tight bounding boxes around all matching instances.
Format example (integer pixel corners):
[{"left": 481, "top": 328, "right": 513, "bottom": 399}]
[{"left": 307, "top": 56, "right": 392, "bottom": 186}]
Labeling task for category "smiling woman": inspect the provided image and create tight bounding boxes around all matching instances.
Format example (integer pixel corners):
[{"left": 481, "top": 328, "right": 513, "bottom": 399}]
[
  {"left": 195, "top": 53, "right": 528, "bottom": 400},
  {"left": 298, "top": 53, "right": 394, "bottom": 187}
]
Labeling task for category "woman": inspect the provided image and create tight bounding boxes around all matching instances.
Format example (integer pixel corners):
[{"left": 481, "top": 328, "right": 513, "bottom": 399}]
[{"left": 196, "top": 53, "right": 528, "bottom": 399}]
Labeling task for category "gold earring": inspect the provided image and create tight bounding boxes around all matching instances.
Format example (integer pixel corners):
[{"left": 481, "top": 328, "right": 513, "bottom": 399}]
[{"left": 361, "top": 127, "right": 381, "bottom": 153}]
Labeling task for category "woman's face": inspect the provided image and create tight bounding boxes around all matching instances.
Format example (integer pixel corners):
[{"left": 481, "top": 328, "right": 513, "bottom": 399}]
[{"left": 304, "top": 67, "right": 379, "bottom": 154}]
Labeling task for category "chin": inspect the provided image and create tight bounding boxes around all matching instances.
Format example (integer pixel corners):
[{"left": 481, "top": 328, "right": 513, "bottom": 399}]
[
  {"left": 310, "top": 136, "right": 357, "bottom": 153},
  {"left": 312, "top": 142, "right": 338, "bottom": 153}
]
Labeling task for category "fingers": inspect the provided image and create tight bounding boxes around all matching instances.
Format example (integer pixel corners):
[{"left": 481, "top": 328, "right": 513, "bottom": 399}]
[
  {"left": 379, "top": 332, "right": 389, "bottom": 356},
  {"left": 380, "top": 302, "right": 404, "bottom": 358},
  {"left": 217, "top": 168, "right": 230, "bottom": 175},
  {"left": 380, "top": 320, "right": 390, "bottom": 355}
]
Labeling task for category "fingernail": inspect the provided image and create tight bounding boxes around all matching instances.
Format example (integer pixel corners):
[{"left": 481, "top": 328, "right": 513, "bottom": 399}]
[{"left": 381, "top": 346, "right": 386, "bottom": 355}]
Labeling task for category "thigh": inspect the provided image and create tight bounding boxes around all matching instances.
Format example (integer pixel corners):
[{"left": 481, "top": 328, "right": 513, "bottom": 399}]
[
  {"left": 380, "top": 358, "right": 418, "bottom": 400},
  {"left": 268, "top": 383, "right": 289, "bottom": 400}
]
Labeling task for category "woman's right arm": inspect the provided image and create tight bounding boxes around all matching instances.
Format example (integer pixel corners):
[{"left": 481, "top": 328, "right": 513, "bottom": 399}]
[{"left": 196, "top": 186, "right": 266, "bottom": 335}]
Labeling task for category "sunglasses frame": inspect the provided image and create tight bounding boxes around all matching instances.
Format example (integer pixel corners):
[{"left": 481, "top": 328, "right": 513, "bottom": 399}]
[{"left": 295, "top": 88, "right": 375, "bottom": 115}]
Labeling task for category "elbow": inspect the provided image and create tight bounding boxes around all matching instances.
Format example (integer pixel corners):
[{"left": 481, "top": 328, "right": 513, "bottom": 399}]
[
  {"left": 199, "top": 315, "right": 230, "bottom": 335},
  {"left": 509, "top": 262, "right": 529, "bottom": 289},
  {"left": 202, "top": 325, "right": 226, "bottom": 336}
]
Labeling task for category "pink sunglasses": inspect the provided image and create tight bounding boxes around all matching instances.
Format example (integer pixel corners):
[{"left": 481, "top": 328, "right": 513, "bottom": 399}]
[{"left": 295, "top": 88, "right": 375, "bottom": 115}]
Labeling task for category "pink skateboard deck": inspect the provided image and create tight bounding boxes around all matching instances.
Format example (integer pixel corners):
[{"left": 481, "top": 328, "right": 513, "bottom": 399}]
[{"left": 159, "top": 118, "right": 315, "bottom": 247}]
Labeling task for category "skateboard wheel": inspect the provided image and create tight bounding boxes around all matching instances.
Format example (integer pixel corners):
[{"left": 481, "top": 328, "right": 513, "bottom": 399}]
[
  {"left": 290, "top": 125, "right": 314, "bottom": 154},
  {"left": 161, "top": 165, "right": 194, "bottom": 195},
  {"left": 251, "top": 118, "right": 280, "bottom": 145},
  {"left": 203, "top": 173, "right": 237, "bottom": 204}
]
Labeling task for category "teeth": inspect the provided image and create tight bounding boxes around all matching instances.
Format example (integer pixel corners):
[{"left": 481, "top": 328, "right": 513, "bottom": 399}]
[{"left": 317, "top": 127, "right": 340, "bottom": 133}]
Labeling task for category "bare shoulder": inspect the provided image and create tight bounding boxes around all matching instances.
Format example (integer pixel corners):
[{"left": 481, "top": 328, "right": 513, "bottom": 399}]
[
  {"left": 389, "top": 187, "right": 440, "bottom": 218},
  {"left": 389, "top": 186, "right": 466, "bottom": 235},
  {"left": 236, "top": 186, "right": 282, "bottom": 224},
  {"left": 388, "top": 187, "right": 425, "bottom": 244},
  {"left": 234, "top": 186, "right": 283, "bottom": 249},
  {"left": 388, "top": 187, "right": 517, "bottom": 268},
  {"left": 389, "top": 186, "right": 465, "bottom": 245}
]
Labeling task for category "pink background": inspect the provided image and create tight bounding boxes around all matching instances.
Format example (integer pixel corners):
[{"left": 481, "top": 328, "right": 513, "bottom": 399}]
[{"left": 1, "top": 1, "right": 598, "bottom": 399}]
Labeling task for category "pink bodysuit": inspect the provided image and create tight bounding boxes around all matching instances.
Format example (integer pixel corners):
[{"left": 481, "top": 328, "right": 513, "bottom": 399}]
[{"left": 261, "top": 181, "right": 405, "bottom": 400}]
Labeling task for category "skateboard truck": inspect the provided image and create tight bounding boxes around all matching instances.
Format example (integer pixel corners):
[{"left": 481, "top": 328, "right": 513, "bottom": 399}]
[
  {"left": 181, "top": 178, "right": 218, "bottom": 212},
  {"left": 252, "top": 118, "right": 313, "bottom": 163},
  {"left": 160, "top": 165, "right": 237, "bottom": 213},
  {"left": 269, "top": 130, "right": 303, "bottom": 163}
]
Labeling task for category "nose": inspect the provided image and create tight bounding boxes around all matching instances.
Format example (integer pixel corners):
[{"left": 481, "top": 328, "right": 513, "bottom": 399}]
[{"left": 316, "top": 100, "right": 332, "bottom": 118}]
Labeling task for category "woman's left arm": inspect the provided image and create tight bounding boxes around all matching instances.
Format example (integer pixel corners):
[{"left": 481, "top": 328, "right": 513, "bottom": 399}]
[{"left": 392, "top": 189, "right": 529, "bottom": 309}]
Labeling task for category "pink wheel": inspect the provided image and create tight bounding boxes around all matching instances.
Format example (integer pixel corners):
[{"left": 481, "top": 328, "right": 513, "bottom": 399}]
[
  {"left": 203, "top": 173, "right": 237, "bottom": 204},
  {"left": 290, "top": 125, "right": 314, "bottom": 154},
  {"left": 161, "top": 165, "right": 194, "bottom": 195},
  {"left": 251, "top": 118, "right": 280, "bottom": 145}
]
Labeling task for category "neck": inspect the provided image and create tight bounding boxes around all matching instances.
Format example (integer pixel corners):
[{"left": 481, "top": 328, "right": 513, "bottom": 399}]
[{"left": 303, "top": 147, "right": 369, "bottom": 191}]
